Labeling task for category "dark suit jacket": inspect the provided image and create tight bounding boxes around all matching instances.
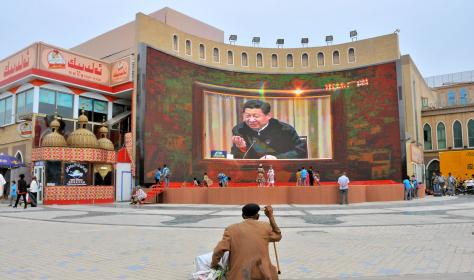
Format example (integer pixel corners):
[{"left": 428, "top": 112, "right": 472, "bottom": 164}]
[{"left": 231, "top": 118, "right": 306, "bottom": 159}]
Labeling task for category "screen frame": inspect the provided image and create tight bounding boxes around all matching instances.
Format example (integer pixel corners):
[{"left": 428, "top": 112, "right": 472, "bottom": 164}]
[{"left": 192, "top": 81, "right": 349, "bottom": 171}]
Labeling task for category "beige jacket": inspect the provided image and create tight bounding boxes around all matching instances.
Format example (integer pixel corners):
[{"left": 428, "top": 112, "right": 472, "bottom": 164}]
[{"left": 211, "top": 219, "right": 282, "bottom": 280}]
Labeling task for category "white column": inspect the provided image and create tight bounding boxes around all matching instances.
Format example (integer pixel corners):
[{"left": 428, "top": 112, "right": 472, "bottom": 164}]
[
  {"left": 108, "top": 101, "right": 113, "bottom": 120},
  {"left": 73, "top": 95, "right": 79, "bottom": 118},
  {"left": 32, "top": 86, "right": 40, "bottom": 113},
  {"left": 11, "top": 93, "right": 17, "bottom": 124}
]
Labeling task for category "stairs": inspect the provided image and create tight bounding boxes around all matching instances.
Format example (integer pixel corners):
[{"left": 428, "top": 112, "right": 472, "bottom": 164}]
[{"left": 143, "top": 185, "right": 165, "bottom": 204}]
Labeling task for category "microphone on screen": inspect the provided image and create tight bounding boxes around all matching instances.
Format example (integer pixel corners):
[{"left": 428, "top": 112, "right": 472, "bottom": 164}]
[{"left": 242, "top": 138, "right": 257, "bottom": 159}]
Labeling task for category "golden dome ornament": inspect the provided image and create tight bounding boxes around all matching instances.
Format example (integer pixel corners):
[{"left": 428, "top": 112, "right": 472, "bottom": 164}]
[
  {"left": 41, "top": 115, "right": 67, "bottom": 147},
  {"left": 66, "top": 109, "right": 99, "bottom": 148},
  {"left": 97, "top": 117, "right": 114, "bottom": 151}
]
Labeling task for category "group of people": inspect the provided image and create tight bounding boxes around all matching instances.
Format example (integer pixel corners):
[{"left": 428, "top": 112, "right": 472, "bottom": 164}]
[
  {"left": 431, "top": 171, "right": 473, "bottom": 196},
  {"left": 191, "top": 172, "right": 230, "bottom": 187},
  {"left": 295, "top": 167, "right": 321, "bottom": 187},
  {"left": 256, "top": 164, "right": 275, "bottom": 187},
  {"left": 402, "top": 175, "right": 419, "bottom": 200},
  {"left": 154, "top": 164, "right": 171, "bottom": 187},
  {"left": 0, "top": 173, "right": 39, "bottom": 208}
]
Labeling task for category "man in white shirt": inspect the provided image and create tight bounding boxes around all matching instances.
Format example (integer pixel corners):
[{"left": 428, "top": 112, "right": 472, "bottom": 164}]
[
  {"left": 337, "top": 172, "right": 350, "bottom": 205},
  {"left": 29, "top": 176, "right": 39, "bottom": 207},
  {"left": 0, "top": 173, "right": 6, "bottom": 200}
]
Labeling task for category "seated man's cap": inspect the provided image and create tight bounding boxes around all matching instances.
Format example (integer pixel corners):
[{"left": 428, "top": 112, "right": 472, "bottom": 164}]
[{"left": 242, "top": 203, "right": 260, "bottom": 216}]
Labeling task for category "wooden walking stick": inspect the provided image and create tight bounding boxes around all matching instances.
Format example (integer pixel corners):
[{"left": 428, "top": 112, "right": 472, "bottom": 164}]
[{"left": 273, "top": 242, "right": 281, "bottom": 274}]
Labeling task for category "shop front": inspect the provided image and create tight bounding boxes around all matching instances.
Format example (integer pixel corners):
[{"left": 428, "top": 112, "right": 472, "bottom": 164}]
[{"left": 31, "top": 113, "right": 116, "bottom": 204}]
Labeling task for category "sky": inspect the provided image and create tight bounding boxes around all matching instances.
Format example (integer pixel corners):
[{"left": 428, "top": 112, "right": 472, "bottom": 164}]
[{"left": 1, "top": 0, "right": 473, "bottom": 77}]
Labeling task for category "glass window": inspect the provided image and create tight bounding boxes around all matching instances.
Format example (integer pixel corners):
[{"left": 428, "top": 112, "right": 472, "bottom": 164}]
[
  {"left": 78, "top": 96, "right": 108, "bottom": 123},
  {"left": 185, "top": 40, "right": 191, "bottom": 55},
  {"left": 453, "top": 120, "right": 463, "bottom": 148},
  {"left": 112, "top": 103, "right": 130, "bottom": 117},
  {"left": 0, "top": 96, "right": 13, "bottom": 126},
  {"left": 448, "top": 91, "right": 456, "bottom": 105},
  {"left": 45, "top": 161, "right": 62, "bottom": 186},
  {"left": 348, "top": 48, "right": 355, "bottom": 63},
  {"left": 436, "top": 122, "right": 446, "bottom": 149},
  {"left": 317, "top": 52, "right": 324, "bottom": 66},
  {"left": 172, "top": 35, "right": 178, "bottom": 51},
  {"left": 213, "top": 48, "right": 219, "bottom": 62},
  {"left": 16, "top": 89, "right": 33, "bottom": 120},
  {"left": 271, "top": 54, "right": 278, "bottom": 67},
  {"left": 256, "top": 53, "right": 263, "bottom": 67},
  {"left": 460, "top": 88, "right": 468, "bottom": 105},
  {"left": 199, "top": 44, "right": 205, "bottom": 59},
  {"left": 302, "top": 53, "right": 309, "bottom": 67},
  {"left": 227, "top": 51, "right": 233, "bottom": 65},
  {"left": 422, "top": 97, "right": 428, "bottom": 108},
  {"left": 286, "top": 54, "right": 293, "bottom": 67},
  {"left": 423, "top": 124, "right": 432, "bottom": 150},
  {"left": 39, "top": 88, "right": 73, "bottom": 118},
  {"left": 468, "top": 120, "right": 474, "bottom": 147},
  {"left": 333, "top": 51, "right": 340, "bottom": 64},
  {"left": 241, "top": 52, "right": 248, "bottom": 67}
]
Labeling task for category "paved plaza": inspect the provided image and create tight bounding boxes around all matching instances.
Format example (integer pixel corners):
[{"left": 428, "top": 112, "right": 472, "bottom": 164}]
[{"left": 1, "top": 196, "right": 474, "bottom": 279}]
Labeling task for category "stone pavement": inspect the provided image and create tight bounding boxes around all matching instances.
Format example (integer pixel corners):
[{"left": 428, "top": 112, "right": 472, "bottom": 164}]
[{"left": 0, "top": 196, "right": 473, "bottom": 279}]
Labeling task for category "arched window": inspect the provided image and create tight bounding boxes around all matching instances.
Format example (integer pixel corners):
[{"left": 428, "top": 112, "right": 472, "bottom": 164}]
[
  {"left": 199, "top": 44, "right": 205, "bottom": 59},
  {"left": 15, "top": 151, "right": 23, "bottom": 163},
  {"left": 453, "top": 120, "right": 463, "bottom": 148},
  {"left": 333, "top": 50, "right": 340, "bottom": 64},
  {"left": 185, "top": 40, "right": 191, "bottom": 55},
  {"left": 227, "top": 50, "right": 233, "bottom": 65},
  {"left": 423, "top": 124, "right": 432, "bottom": 150},
  {"left": 348, "top": 48, "right": 355, "bottom": 63},
  {"left": 213, "top": 48, "right": 219, "bottom": 62},
  {"left": 286, "top": 54, "right": 293, "bottom": 67},
  {"left": 317, "top": 52, "right": 324, "bottom": 66},
  {"left": 256, "top": 53, "right": 263, "bottom": 67},
  {"left": 436, "top": 122, "right": 446, "bottom": 149},
  {"left": 271, "top": 54, "right": 278, "bottom": 67},
  {"left": 301, "top": 53, "right": 309, "bottom": 67},
  {"left": 241, "top": 52, "right": 248, "bottom": 67},
  {"left": 172, "top": 35, "right": 178, "bottom": 51},
  {"left": 468, "top": 119, "right": 474, "bottom": 147}
]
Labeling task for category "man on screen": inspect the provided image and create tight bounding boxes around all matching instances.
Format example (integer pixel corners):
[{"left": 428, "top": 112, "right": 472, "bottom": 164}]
[{"left": 231, "top": 99, "right": 306, "bottom": 159}]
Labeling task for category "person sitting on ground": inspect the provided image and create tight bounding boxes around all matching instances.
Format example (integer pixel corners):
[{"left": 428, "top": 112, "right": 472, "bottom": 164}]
[
  {"left": 130, "top": 186, "right": 147, "bottom": 205},
  {"left": 203, "top": 173, "right": 213, "bottom": 187},
  {"left": 193, "top": 177, "right": 201, "bottom": 187},
  {"left": 211, "top": 203, "right": 282, "bottom": 280}
]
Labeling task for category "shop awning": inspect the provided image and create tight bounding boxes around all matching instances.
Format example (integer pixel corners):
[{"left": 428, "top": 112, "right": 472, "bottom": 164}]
[
  {"left": 105, "top": 111, "right": 131, "bottom": 127},
  {"left": 0, "top": 153, "right": 26, "bottom": 169}
]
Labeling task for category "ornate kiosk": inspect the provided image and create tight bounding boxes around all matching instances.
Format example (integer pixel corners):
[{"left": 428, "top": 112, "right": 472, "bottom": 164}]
[{"left": 32, "top": 112, "right": 116, "bottom": 204}]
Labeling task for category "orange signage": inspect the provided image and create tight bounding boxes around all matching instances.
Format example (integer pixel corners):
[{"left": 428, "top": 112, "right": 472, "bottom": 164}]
[
  {"left": 39, "top": 44, "right": 110, "bottom": 85},
  {"left": 0, "top": 46, "right": 36, "bottom": 81},
  {"left": 110, "top": 57, "right": 131, "bottom": 85}
]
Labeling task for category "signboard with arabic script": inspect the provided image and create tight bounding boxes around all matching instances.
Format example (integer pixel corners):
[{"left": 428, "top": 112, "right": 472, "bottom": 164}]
[
  {"left": 39, "top": 44, "right": 110, "bottom": 85},
  {"left": 0, "top": 46, "right": 37, "bottom": 82},
  {"left": 110, "top": 57, "right": 132, "bottom": 86}
]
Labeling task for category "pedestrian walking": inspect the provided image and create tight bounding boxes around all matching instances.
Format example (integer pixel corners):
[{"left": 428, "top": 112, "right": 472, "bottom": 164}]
[
  {"left": 29, "top": 176, "right": 39, "bottom": 207},
  {"left": 8, "top": 180, "right": 17, "bottom": 207},
  {"left": 13, "top": 174, "right": 28, "bottom": 209},
  {"left": 267, "top": 165, "right": 275, "bottom": 187},
  {"left": 162, "top": 164, "right": 170, "bottom": 188},
  {"left": 0, "top": 172, "right": 6, "bottom": 200}
]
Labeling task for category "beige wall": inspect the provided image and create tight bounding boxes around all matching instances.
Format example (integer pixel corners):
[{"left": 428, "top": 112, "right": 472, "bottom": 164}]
[
  {"left": 400, "top": 55, "right": 435, "bottom": 176},
  {"left": 432, "top": 83, "right": 474, "bottom": 107},
  {"left": 135, "top": 12, "right": 400, "bottom": 74},
  {"left": 422, "top": 108, "right": 474, "bottom": 150},
  {"left": 72, "top": 7, "right": 224, "bottom": 62},
  {"left": 0, "top": 123, "right": 33, "bottom": 164}
]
